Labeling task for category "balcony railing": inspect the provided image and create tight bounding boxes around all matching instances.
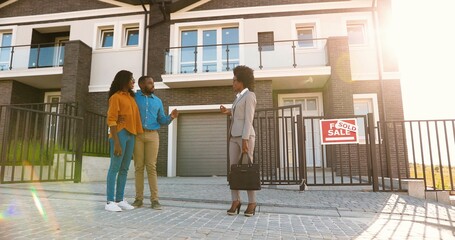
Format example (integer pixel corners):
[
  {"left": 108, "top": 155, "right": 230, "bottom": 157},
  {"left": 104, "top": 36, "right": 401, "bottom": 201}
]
[
  {"left": 164, "top": 38, "right": 328, "bottom": 75},
  {"left": 0, "top": 43, "right": 66, "bottom": 71}
]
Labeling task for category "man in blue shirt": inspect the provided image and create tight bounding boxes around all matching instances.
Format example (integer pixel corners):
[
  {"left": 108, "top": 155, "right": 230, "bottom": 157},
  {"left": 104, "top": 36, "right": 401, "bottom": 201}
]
[{"left": 132, "top": 76, "right": 178, "bottom": 209}]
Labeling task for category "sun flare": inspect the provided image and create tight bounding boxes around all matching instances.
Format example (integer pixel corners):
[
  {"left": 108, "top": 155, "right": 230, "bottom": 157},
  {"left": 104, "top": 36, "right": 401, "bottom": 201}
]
[{"left": 391, "top": 0, "right": 455, "bottom": 119}]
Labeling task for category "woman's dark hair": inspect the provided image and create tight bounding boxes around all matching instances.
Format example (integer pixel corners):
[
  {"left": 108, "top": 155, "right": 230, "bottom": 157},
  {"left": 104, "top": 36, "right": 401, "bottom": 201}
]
[
  {"left": 233, "top": 65, "right": 254, "bottom": 91},
  {"left": 108, "top": 70, "right": 134, "bottom": 99}
]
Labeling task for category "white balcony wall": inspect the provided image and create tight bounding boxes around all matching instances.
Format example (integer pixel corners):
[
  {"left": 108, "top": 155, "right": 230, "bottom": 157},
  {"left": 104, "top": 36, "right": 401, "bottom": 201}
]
[
  {"left": 169, "top": 11, "right": 382, "bottom": 78},
  {"left": 90, "top": 50, "right": 142, "bottom": 88}
]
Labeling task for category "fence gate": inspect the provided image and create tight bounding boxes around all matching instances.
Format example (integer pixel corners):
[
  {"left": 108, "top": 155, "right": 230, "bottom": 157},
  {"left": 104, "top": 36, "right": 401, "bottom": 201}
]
[
  {"left": 239, "top": 105, "right": 377, "bottom": 191},
  {"left": 252, "top": 105, "right": 305, "bottom": 189},
  {"left": 0, "top": 103, "right": 83, "bottom": 184},
  {"left": 302, "top": 114, "right": 375, "bottom": 188}
]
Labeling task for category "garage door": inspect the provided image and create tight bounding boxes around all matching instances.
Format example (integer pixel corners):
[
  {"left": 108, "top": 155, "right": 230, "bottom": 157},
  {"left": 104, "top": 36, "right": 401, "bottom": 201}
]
[{"left": 177, "top": 112, "right": 228, "bottom": 176}]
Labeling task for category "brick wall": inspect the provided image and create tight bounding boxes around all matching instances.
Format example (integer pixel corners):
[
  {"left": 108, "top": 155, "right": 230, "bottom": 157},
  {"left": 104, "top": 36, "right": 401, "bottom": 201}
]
[
  {"left": 0, "top": 81, "right": 13, "bottom": 105},
  {"left": 147, "top": 5, "right": 171, "bottom": 82},
  {"left": 352, "top": 80, "right": 404, "bottom": 121},
  {"left": 193, "top": 0, "right": 348, "bottom": 11},
  {"left": 11, "top": 81, "right": 44, "bottom": 104},
  {"left": 0, "top": 0, "right": 114, "bottom": 18},
  {"left": 61, "top": 40, "right": 92, "bottom": 116},
  {"left": 83, "top": 80, "right": 270, "bottom": 175},
  {"left": 150, "top": 80, "right": 272, "bottom": 175},
  {"left": 87, "top": 92, "right": 109, "bottom": 115},
  {"left": 325, "top": 36, "right": 354, "bottom": 117}
]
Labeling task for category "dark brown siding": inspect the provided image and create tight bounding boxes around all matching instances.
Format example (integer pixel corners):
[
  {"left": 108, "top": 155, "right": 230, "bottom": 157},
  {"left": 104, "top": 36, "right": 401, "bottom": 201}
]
[
  {"left": 0, "top": 0, "right": 115, "bottom": 18},
  {"left": 193, "top": 0, "right": 348, "bottom": 11}
]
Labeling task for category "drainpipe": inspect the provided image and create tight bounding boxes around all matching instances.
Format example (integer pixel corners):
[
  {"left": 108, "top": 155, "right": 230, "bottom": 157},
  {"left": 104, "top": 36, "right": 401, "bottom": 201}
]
[
  {"left": 372, "top": 0, "right": 392, "bottom": 190},
  {"left": 372, "top": 0, "right": 387, "bottom": 121},
  {"left": 139, "top": 0, "right": 149, "bottom": 76}
]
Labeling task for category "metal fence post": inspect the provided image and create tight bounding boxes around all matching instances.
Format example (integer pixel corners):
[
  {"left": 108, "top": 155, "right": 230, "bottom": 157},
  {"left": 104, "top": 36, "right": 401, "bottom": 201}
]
[
  {"left": 368, "top": 113, "right": 379, "bottom": 191},
  {"left": 74, "top": 118, "right": 84, "bottom": 183},
  {"left": 297, "top": 115, "right": 306, "bottom": 191}
]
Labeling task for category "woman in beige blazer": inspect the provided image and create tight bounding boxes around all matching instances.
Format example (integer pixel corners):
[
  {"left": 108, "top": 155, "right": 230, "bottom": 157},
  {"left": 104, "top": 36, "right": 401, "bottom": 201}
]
[{"left": 220, "top": 65, "right": 258, "bottom": 217}]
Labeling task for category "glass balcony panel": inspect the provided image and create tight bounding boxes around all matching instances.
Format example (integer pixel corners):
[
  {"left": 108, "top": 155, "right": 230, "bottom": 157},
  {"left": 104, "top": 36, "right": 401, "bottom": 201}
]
[
  {"left": 163, "top": 38, "right": 327, "bottom": 75},
  {"left": 180, "top": 63, "right": 195, "bottom": 74},
  {"left": 202, "top": 62, "right": 217, "bottom": 73},
  {"left": 260, "top": 41, "right": 295, "bottom": 70},
  {"left": 0, "top": 44, "right": 66, "bottom": 70},
  {"left": 242, "top": 43, "right": 261, "bottom": 70},
  {"left": 295, "top": 39, "right": 328, "bottom": 67}
]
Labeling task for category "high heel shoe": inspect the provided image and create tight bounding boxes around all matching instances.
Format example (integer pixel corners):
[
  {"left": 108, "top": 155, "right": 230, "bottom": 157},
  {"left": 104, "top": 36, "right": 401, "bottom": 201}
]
[
  {"left": 227, "top": 201, "right": 241, "bottom": 215},
  {"left": 244, "top": 203, "right": 257, "bottom": 217}
]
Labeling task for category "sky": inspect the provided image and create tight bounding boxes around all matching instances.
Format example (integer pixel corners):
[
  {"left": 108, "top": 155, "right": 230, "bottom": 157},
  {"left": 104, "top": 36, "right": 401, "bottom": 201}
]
[{"left": 390, "top": 0, "right": 455, "bottom": 120}]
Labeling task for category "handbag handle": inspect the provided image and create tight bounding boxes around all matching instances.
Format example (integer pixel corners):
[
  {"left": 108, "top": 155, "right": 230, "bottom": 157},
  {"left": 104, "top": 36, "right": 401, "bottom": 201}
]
[{"left": 238, "top": 153, "right": 254, "bottom": 165}]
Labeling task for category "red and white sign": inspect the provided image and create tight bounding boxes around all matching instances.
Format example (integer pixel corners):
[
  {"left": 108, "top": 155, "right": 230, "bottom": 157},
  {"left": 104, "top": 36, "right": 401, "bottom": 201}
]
[{"left": 320, "top": 119, "right": 359, "bottom": 144}]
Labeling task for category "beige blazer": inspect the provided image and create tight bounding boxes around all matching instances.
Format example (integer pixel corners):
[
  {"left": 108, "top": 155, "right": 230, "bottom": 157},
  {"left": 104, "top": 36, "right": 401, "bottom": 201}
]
[{"left": 230, "top": 90, "right": 256, "bottom": 139}]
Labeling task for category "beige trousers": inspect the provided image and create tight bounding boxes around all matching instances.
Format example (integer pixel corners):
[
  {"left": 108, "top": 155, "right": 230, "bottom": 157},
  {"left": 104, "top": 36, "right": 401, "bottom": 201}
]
[
  {"left": 133, "top": 131, "right": 159, "bottom": 201},
  {"left": 229, "top": 136, "right": 256, "bottom": 203}
]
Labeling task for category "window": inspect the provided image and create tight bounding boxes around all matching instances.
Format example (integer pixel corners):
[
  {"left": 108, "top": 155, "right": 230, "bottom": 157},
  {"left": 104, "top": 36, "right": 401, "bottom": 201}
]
[
  {"left": 125, "top": 27, "right": 139, "bottom": 46},
  {"left": 347, "top": 23, "right": 367, "bottom": 45},
  {"left": 353, "top": 94, "right": 379, "bottom": 143},
  {"left": 179, "top": 27, "right": 239, "bottom": 74},
  {"left": 258, "top": 32, "right": 274, "bottom": 51},
  {"left": 121, "top": 25, "right": 140, "bottom": 47},
  {"left": 180, "top": 30, "right": 198, "bottom": 73},
  {"left": 0, "top": 32, "right": 12, "bottom": 71},
  {"left": 296, "top": 26, "right": 314, "bottom": 48},
  {"left": 100, "top": 29, "right": 114, "bottom": 48},
  {"left": 222, "top": 27, "right": 239, "bottom": 71}
]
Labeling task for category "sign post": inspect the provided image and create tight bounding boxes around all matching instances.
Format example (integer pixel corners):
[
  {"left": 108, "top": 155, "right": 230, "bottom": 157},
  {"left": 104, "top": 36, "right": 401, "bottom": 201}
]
[{"left": 320, "top": 118, "right": 359, "bottom": 145}]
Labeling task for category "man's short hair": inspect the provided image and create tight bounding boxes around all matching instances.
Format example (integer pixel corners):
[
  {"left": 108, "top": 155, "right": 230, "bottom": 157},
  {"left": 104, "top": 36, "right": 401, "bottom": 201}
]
[{"left": 138, "top": 76, "right": 153, "bottom": 85}]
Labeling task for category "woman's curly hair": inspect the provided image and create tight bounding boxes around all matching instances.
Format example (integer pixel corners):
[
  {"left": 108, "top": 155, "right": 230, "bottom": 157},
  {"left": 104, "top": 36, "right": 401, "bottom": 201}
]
[
  {"left": 233, "top": 65, "right": 254, "bottom": 91},
  {"left": 108, "top": 70, "right": 135, "bottom": 99}
]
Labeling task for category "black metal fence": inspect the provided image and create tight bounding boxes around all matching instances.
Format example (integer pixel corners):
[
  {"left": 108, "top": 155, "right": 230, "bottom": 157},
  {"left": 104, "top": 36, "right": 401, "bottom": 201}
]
[
  {"left": 302, "top": 115, "right": 373, "bottom": 187},
  {"left": 377, "top": 119, "right": 455, "bottom": 192},
  {"left": 83, "top": 111, "right": 109, "bottom": 156},
  {"left": 0, "top": 104, "right": 83, "bottom": 183},
  {"left": 0, "top": 42, "right": 66, "bottom": 71},
  {"left": 252, "top": 105, "right": 306, "bottom": 190}
]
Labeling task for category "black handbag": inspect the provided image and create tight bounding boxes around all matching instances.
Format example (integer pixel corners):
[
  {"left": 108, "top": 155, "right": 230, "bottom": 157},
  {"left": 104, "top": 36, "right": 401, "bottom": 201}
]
[{"left": 228, "top": 153, "right": 261, "bottom": 190}]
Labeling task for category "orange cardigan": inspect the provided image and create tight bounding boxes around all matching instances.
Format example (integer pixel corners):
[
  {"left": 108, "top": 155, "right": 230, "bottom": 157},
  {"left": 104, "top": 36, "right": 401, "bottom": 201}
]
[{"left": 107, "top": 91, "right": 143, "bottom": 137}]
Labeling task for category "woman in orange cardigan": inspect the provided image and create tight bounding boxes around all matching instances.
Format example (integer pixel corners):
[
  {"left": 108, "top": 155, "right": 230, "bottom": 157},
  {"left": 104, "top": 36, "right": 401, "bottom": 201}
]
[{"left": 105, "top": 70, "right": 143, "bottom": 212}]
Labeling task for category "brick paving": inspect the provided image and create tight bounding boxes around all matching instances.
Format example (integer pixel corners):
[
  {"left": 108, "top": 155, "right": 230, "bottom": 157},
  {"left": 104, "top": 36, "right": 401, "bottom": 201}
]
[{"left": 1, "top": 177, "right": 455, "bottom": 239}]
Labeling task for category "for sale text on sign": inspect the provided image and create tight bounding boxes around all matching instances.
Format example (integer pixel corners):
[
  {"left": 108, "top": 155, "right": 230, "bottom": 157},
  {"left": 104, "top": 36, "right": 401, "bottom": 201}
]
[{"left": 320, "top": 119, "right": 359, "bottom": 144}]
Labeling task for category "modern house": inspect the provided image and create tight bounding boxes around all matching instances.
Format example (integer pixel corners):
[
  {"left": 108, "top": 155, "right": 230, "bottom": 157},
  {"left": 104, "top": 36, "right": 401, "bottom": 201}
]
[{"left": 0, "top": 0, "right": 404, "bottom": 180}]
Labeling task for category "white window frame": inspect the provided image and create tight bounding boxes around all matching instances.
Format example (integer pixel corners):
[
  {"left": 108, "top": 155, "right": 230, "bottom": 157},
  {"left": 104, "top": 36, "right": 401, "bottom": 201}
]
[
  {"left": 174, "top": 20, "right": 242, "bottom": 74},
  {"left": 99, "top": 27, "right": 114, "bottom": 49},
  {"left": 353, "top": 93, "right": 380, "bottom": 144},
  {"left": 93, "top": 20, "right": 143, "bottom": 51},
  {"left": 291, "top": 19, "right": 321, "bottom": 51},
  {"left": 0, "top": 30, "right": 13, "bottom": 70},
  {"left": 296, "top": 26, "right": 315, "bottom": 48},
  {"left": 123, "top": 25, "right": 140, "bottom": 47},
  {"left": 347, "top": 22, "right": 368, "bottom": 46},
  {"left": 342, "top": 15, "right": 373, "bottom": 48},
  {"left": 170, "top": 19, "right": 244, "bottom": 74}
]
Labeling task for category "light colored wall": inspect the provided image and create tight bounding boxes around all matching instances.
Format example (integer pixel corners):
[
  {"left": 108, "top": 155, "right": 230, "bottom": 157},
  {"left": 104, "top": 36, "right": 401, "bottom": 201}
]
[
  {"left": 242, "top": 12, "right": 379, "bottom": 77},
  {"left": 170, "top": 11, "right": 380, "bottom": 78}
]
